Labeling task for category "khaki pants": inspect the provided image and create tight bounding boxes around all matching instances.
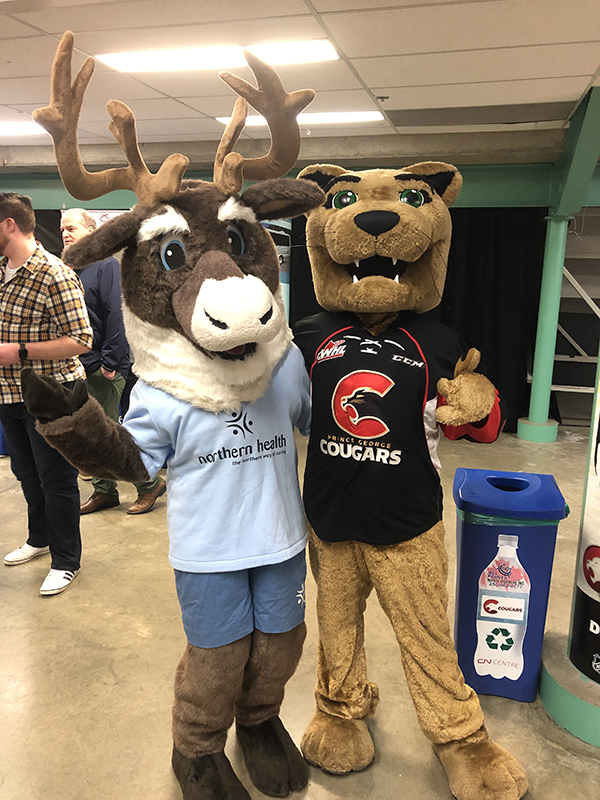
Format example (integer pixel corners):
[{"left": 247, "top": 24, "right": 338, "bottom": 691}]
[{"left": 309, "top": 522, "right": 484, "bottom": 744}]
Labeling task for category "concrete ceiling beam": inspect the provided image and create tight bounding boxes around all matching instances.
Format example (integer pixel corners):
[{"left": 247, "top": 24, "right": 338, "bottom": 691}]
[{"left": 0, "top": 129, "right": 567, "bottom": 174}]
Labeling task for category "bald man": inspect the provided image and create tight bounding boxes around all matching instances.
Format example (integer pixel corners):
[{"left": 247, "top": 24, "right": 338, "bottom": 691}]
[{"left": 60, "top": 209, "right": 166, "bottom": 515}]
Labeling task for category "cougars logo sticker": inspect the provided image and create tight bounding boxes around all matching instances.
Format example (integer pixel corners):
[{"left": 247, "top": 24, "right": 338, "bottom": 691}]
[
  {"left": 584, "top": 545, "right": 600, "bottom": 594},
  {"left": 332, "top": 371, "right": 393, "bottom": 437}
]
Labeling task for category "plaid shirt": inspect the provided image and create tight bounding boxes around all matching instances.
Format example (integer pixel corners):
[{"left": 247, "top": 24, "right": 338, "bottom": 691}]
[{"left": 0, "top": 245, "right": 93, "bottom": 404}]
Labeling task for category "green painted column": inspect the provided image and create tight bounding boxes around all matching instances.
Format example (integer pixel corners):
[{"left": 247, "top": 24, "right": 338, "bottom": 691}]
[{"left": 517, "top": 215, "right": 570, "bottom": 443}]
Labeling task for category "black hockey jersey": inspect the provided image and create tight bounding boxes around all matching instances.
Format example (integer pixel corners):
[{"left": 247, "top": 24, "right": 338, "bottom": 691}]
[{"left": 294, "top": 311, "right": 503, "bottom": 546}]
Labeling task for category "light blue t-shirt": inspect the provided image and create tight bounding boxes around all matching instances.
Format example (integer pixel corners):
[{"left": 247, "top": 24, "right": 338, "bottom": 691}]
[{"left": 123, "top": 344, "right": 311, "bottom": 573}]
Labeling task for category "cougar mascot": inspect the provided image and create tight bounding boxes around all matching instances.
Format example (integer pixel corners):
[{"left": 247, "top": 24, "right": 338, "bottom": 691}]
[
  {"left": 21, "top": 32, "right": 324, "bottom": 800},
  {"left": 294, "top": 162, "right": 528, "bottom": 800}
]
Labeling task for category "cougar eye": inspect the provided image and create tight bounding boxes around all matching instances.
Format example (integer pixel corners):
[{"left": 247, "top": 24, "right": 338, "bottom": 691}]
[
  {"left": 332, "top": 190, "right": 357, "bottom": 209},
  {"left": 226, "top": 223, "right": 245, "bottom": 256},
  {"left": 399, "top": 188, "right": 425, "bottom": 208},
  {"left": 160, "top": 237, "right": 187, "bottom": 271}
]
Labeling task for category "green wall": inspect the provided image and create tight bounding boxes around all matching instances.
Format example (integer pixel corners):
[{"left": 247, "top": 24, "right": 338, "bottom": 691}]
[{"left": 3, "top": 163, "right": 600, "bottom": 210}]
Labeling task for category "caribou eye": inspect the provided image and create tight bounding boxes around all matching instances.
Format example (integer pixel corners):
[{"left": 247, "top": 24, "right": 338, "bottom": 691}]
[
  {"left": 160, "top": 237, "right": 187, "bottom": 271},
  {"left": 226, "top": 223, "right": 245, "bottom": 256}
]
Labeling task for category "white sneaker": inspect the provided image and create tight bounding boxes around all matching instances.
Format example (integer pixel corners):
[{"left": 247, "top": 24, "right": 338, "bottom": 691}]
[
  {"left": 40, "top": 568, "right": 79, "bottom": 596},
  {"left": 4, "top": 543, "right": 50, "bottom": 566}
]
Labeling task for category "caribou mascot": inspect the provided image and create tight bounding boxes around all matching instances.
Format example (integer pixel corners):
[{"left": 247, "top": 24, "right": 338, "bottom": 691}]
[
  {"left": 293, "top": 161, "right": 528, "bottom": 800},
  {"left": 21, "top": 32, "right": 324, "bottom": 800}
]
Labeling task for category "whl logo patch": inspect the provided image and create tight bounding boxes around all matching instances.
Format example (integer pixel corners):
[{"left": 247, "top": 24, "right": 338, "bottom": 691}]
[
  {"left": 332, "top": 370, "right": 393, "bottom": 437},
  {"left": 486, "top": 628, "right": 514, "bottom": 652}
]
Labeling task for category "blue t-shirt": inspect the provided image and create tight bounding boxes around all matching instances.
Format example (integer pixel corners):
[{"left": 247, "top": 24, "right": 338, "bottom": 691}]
[{"left": 123, "top": 344, "right": 311, "bottom": 572}]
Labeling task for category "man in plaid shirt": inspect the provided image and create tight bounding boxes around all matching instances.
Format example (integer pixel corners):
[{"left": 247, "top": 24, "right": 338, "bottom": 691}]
[{"left": 0, "top": 193, "right": 93, "bottom": 596}]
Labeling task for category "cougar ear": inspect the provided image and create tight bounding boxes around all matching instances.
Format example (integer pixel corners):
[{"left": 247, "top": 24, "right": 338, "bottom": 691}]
[
  {"left": 296, "top": 164, "right": 350, "bottom": 217},
  {"left": 297, "top": 163, "right": 349, "bottom": 190},
  {"left": 401, "top": 162, "right": 463, "bottom": 207}
]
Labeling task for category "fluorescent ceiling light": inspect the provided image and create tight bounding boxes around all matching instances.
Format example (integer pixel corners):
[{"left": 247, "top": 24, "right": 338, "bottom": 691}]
[
  {"left": 217, "top": 111, "right": 384, "bottom": 126},
  {"left": 97, "top": 40, "right": 338, "bottom": 73},
  {"left": 0, "top": 121, "right": 47, "bottom": 137}
]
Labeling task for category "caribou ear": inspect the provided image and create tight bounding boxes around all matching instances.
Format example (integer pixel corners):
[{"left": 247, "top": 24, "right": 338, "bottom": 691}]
[
  {"left": 62, "top": 206, "right": 149, "bottom": 268},
  {"left": 240, "top": 177, "right": 324, "bottom": 221}
]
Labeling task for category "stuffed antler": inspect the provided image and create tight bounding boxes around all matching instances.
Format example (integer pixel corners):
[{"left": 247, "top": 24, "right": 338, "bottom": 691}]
[
  {"left": 215, "top": 50, "right": 314, "bottom": 194},
  {"left": 33, "top": 31, "right": 189, "bottom": 206}
]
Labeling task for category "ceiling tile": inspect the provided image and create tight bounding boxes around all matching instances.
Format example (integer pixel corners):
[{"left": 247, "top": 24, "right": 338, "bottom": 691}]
[
  {"left": 67, "top": 17, "right": 324, "bottom": 55},
  {"left": 139, "top": 59, "right": 360, "bottom": 101},
  {"left": 0, "top": 15, "right": 39, "bottom": 38},
  {"left": 300, "top": 89, "right": 380, "bottom": 113},
  {"left": 323, "top": 0, "right": 600, "bottom": 58},
  {"left": 186, "top": 88, "right": 378, "bottom": 118},
  {"left": 0, "top": 104, "right": 37, "bottom": 122},
  {"left": 297, "top": 123, "right": 395, "bottom": 139},
  {"left": 265, "top": 61, "right": 361, "bottom": 92},
  {"left": 0, "top": 75, "right": 56, "bottom": 105},
  {"left": 15, "top": 0, "right": 309, "bottom": 33},
  {"left": 0, "top": 35, "right": 72, "bottom": 79},
  {"left": 373, "top": 76, "right": 589, "bottom": 110},
  {"left": 75, "top": 71, "right": 166, "bottom": 102},
  {"left": 352, "top": 42, "right": 600, "bottom": 89},
  {"left": 387, "top": 102, "right": 574, "bottom": 126},
  {"left": 136, "top": 132, "right": 226, "bottom": 143},
  {"left": 81, "top": 116, "right": 223, "bottom": 137},
  {"left": 139, "top": 69, "right": 250, "bottom": 99},
  {"left": 313, "top": 0, "right": 482, "bottom": 8},
  {"left": 74, "top": 97, "right": 210, "bottom": 122}
]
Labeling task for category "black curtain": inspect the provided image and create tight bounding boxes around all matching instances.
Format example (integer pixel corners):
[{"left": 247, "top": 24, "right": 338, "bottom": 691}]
[
  {"left": 289, "top": 215, "right": 324, "bottom": 326},
  {"left": 291, "top": 207, "right": 550, "bottom": 433},
  {"left": 439, "top": 207, "right": 549, "bottom": 432},
  {"left": 34, "top": 209, "right": 62, "bottom": 256}
]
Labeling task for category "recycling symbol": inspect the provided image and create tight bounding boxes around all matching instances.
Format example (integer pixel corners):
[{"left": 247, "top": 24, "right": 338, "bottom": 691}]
[{"left": 485, "top": 628, "right": 514, "bottom": 651}]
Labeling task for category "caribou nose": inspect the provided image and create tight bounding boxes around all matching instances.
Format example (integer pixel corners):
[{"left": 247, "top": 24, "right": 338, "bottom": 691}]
[{"left": 354, "top": 210, "right": 400, "bottom": 236}]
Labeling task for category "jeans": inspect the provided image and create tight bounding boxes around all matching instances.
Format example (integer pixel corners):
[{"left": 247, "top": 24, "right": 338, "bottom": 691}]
[{"left": 0, "top": 396, "right": 81, "bottom": 571}]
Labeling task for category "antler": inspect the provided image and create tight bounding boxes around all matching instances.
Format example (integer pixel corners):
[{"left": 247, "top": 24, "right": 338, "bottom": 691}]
[
  {"left": 215, "top": 50, "right": 314, "bottom": 194},
  {"left": 33, "top": 31, "right": 189, "bottom": 206}
]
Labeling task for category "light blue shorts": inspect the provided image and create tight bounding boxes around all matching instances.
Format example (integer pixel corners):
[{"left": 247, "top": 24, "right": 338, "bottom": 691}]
[{"left": 174, "top": 550, "right": 306, "bottom": 648}]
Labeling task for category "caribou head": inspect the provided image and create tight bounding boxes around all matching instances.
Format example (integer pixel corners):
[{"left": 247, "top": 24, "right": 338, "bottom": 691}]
[{"left": 34, "top": 32, "right": 324, "bottom": 412}]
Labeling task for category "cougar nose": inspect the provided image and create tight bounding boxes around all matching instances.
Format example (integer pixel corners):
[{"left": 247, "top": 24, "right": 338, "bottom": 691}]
[{"left": 354, "top": 210, "right": 400, "bottom": 236}]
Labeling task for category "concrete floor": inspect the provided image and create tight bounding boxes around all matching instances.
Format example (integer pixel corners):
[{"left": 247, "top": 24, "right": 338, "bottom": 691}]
[{"left": 1, "top": 426, "right": 599, "bottom": 800}]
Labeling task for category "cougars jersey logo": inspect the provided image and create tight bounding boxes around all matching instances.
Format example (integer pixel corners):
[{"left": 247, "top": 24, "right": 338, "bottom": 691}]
[{"left": 332, "top": 371, "right": 394, "bottom": 437}]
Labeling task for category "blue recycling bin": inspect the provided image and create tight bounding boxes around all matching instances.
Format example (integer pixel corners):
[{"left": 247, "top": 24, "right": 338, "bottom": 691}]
[{"left": 453, "top": 468, "right": 567, "bottom": 702}]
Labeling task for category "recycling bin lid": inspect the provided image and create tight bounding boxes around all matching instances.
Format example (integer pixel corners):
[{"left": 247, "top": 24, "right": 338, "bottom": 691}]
[{"left": 453, "top": 467, "right": 566, "bottom": 521}]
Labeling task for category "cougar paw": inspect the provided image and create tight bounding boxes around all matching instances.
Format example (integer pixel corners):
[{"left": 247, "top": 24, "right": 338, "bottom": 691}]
[
  {"left": 433, "top": 727, "right": 528, "bottom": 800},
  {"left": 300, "top": 709, "right": 374, "bottom": 775},
  {"left": 236, "top": 716, "right": 309, "bottom": 797},
  {"left": 171, "top": 747, "right": 251, "bottom": 800}
]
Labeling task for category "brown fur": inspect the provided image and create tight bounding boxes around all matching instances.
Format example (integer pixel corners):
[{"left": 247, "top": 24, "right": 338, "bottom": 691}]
[
  {"left": 298, "top": 162, "right": 461, "bottom": 317},
  {"left": 36, "top": 395, "right": 150, "bottom": 483},
  {"left": 172, "top": 625, "right": 306, "bottom": 759},
  {"left": 297, "top": 162, "right": 526, "bottom": 800}
]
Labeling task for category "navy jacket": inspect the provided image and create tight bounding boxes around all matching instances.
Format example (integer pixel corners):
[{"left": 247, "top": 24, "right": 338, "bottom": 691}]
[{"left": 76, "top": 257, "right": 130, "bottom": 377}]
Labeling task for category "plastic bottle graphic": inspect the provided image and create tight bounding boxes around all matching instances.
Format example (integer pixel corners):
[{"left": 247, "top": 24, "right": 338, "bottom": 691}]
[{"left": 474, "top": 534, "right": 530, "bottom": 680}]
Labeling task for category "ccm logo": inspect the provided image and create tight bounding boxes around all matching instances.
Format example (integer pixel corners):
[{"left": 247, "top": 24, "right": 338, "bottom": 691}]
[{"left": 483, "top": 599, "right": 498, "bottom": 614}]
